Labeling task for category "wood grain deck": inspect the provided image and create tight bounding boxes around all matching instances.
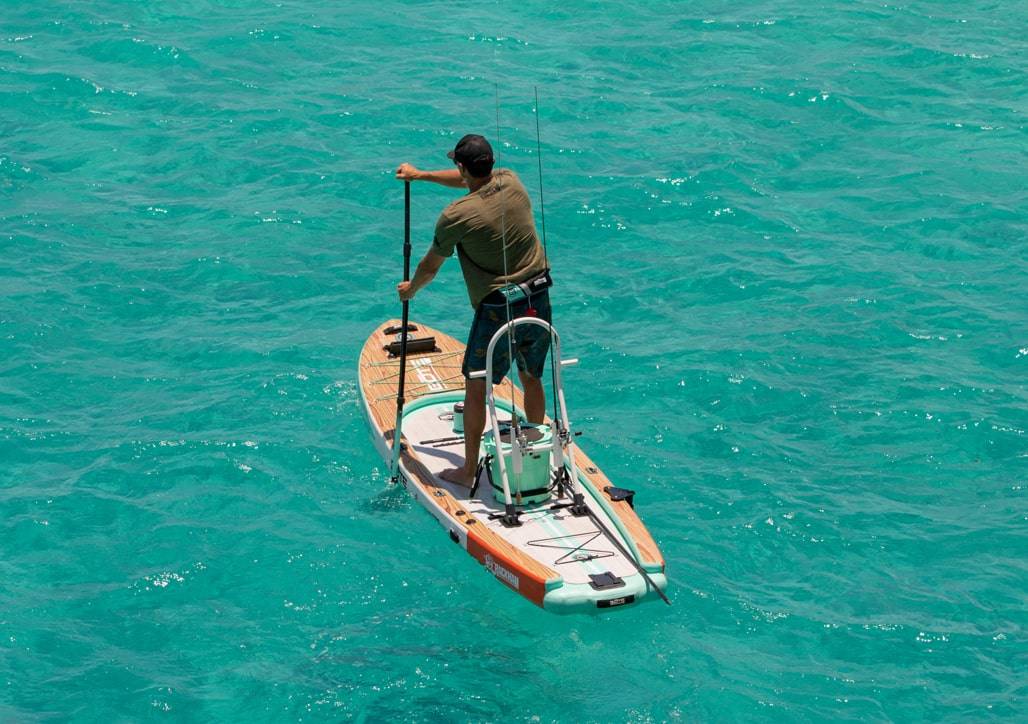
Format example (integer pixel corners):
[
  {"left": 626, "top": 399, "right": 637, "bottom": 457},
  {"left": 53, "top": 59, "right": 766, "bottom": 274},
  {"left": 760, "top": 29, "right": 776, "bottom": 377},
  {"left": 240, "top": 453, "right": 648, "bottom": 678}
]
[{"left": 358, "top": 318, "right": 666, "bottom": 598}]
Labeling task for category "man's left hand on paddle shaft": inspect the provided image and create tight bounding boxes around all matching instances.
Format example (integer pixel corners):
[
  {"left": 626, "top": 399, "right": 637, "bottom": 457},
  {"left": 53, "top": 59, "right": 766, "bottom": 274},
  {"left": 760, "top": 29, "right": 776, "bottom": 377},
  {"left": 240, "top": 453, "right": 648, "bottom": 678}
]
[
  {"left": 396, "top": 250, "right": 446, "bottom": 302},
  {"left": 396, "top": 280, "right": 415, "bottom": 301}
]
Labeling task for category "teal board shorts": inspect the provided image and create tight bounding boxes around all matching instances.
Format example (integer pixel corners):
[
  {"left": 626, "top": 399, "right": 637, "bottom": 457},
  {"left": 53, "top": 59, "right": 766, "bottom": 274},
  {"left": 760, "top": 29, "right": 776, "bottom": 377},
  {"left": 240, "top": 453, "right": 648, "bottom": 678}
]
[{"left": 462, "top": 289, "right": 552, "bottom": 385}]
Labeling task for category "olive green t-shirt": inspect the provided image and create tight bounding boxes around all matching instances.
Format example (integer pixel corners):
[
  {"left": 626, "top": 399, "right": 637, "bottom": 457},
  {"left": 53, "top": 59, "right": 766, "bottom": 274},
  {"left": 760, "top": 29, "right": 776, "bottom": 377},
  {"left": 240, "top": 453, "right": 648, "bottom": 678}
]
[{"left": 431, "top": 168, "right": 547, "bottom": 308}]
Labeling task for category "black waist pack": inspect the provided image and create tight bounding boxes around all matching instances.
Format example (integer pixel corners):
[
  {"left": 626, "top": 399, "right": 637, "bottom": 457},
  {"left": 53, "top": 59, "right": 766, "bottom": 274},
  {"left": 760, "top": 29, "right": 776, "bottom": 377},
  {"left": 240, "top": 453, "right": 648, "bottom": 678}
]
[{"left": 484, "top": 269, "right": 553, "bottom": 305}]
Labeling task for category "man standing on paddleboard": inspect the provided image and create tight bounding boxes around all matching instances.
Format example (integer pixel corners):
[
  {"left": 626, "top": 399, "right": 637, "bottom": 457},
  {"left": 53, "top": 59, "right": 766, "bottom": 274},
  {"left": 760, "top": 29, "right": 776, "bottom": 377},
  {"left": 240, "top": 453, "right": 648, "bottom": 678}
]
[{"left": 395, "top": 134, "right": 552, "bottom": 488}]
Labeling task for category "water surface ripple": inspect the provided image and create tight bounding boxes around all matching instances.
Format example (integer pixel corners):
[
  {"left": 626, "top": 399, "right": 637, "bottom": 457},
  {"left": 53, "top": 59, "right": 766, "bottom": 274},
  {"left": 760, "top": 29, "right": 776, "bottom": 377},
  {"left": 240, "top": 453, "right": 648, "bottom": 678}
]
[{"left": 2, "top": 1, "right": 1025, "bottom": 720}]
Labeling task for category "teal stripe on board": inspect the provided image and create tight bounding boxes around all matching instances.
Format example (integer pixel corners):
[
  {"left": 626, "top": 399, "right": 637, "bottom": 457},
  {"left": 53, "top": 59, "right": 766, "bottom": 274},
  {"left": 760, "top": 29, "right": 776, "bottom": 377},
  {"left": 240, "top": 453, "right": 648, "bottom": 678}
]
[{"left": 1, "top": 1, "right": 1025, "bottom": 719}]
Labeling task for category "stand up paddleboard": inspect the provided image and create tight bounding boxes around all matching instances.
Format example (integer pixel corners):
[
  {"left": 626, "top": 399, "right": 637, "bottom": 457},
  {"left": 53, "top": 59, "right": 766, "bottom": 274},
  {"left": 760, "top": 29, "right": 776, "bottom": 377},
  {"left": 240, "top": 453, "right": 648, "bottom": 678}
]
[{"left": 358, "top": 317, "right": 668, "bottom": 612}]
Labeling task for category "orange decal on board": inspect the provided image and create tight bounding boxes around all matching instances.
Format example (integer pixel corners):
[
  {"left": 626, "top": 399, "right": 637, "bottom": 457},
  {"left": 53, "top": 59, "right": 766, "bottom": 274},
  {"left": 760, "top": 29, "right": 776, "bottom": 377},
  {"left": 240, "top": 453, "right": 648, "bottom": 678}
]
[{"left": 466, "top": 529, "right": 548, "bottom": 607}]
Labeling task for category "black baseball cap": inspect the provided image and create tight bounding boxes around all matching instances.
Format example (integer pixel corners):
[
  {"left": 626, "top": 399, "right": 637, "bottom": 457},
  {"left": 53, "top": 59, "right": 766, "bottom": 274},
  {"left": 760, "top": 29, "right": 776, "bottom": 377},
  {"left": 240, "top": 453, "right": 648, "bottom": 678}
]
[{"left": 447, "top": 134, "right": 494, "bottom": 166}]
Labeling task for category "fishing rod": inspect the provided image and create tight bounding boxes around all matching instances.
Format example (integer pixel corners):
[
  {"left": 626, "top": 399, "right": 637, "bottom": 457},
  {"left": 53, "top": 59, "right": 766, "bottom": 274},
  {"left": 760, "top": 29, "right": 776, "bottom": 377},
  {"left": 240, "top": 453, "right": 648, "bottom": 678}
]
[
  {"left": 494, "top": 84, "right": 517, "bottom": 429},
  {"left": 492, "top": 83, "right": 524, "bottom": 526},
  {"left": 389, "top": 181, "right": 412, "bottom": 483},
  {"left": 534, "top": 86, "right": 560, "bottom": 427},
  {"left": 533, "top": 86, "right": 548, "bottom": 254},
  {"left": 532, "top": 89, "right": 668, "bottom": 604},
  {"left": 531, "top": 88, "right": 586, "bottom": 516},
  {"left": 584, "top": 503, "right": 671, "bottom": 606}
]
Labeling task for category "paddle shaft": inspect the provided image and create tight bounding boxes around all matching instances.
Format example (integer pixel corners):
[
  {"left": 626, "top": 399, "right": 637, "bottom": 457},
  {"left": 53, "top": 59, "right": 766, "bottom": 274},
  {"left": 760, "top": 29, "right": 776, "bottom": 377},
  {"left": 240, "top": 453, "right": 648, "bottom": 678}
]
[{"left": 389, "top": 182, "right": 412, "bottom": 482}]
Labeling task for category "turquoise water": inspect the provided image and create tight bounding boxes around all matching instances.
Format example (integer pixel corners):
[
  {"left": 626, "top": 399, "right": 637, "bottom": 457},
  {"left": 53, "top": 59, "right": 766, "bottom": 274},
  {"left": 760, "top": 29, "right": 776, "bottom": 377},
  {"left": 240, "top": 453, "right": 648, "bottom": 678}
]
[{"left": 2, "top": 0, "right": 1026, "bottom": 719}]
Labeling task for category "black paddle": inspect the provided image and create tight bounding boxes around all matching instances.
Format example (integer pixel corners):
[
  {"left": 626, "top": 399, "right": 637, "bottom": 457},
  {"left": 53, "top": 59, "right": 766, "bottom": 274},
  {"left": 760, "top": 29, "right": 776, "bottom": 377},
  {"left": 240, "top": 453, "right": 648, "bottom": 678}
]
[{"left": 389, "top": 181, "right": 412, "bottom": 482}]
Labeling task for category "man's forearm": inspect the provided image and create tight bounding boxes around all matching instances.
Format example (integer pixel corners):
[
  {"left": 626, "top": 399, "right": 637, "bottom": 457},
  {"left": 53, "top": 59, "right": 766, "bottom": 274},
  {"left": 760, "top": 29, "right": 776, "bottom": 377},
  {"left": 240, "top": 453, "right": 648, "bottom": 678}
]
[
  {"left": 409, "top": 259, "right": 438, "bottom": 293},
  {"left": 413, "top": 169, "right": 466, "bottom": 188}
]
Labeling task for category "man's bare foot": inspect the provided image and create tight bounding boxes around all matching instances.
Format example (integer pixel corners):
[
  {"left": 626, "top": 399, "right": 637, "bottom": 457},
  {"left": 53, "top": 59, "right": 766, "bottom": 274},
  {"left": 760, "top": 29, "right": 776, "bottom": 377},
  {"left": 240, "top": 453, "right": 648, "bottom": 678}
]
[{"left": 440, "top": 467, "right": 476, "bottom": 489}]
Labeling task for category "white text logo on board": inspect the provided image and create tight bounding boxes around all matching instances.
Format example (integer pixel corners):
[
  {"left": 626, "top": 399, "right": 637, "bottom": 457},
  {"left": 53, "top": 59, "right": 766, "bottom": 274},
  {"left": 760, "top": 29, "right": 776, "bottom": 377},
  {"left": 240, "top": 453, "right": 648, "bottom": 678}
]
[
  {"left": 484, "top": 555, "right": 520, "bottom": 590},
  {"left": 411, "top": 357, "right": 444, "bottom": 392}
]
